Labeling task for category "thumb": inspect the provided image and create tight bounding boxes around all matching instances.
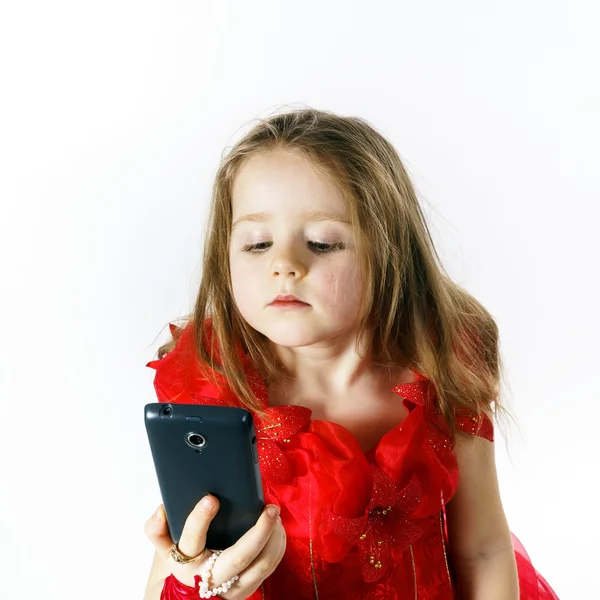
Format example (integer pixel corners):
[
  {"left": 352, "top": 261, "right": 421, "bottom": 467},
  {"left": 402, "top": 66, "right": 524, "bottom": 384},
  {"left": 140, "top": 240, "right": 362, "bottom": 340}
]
[{"left": 144, "top": 504, "right": 173, "bottom": 557}]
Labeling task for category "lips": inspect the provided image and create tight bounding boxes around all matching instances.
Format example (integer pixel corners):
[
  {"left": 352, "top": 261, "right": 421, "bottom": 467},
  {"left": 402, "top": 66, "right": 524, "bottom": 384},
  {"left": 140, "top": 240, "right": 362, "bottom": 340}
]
[{"left": 269, "top": 294, "right": 309, "bottom": 305}]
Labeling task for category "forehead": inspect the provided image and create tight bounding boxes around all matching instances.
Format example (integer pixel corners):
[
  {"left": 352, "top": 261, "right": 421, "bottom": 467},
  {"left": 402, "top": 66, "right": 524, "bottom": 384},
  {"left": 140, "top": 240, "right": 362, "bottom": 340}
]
[{"left": 231, "top": 150, "right": 348, "bottom": 220}]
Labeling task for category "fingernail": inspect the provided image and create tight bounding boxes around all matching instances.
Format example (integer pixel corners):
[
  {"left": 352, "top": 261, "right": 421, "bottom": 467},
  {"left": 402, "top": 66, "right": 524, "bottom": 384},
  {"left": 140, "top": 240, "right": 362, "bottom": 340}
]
[
  {"left": 201, "top": 496, "right": 216, "bottom": 510},
  {"left": 153, "top": 506, "right": 163, "bottom": 521},
  {"left": 267, "top": 506, "right": 279, "bottom": 519}
]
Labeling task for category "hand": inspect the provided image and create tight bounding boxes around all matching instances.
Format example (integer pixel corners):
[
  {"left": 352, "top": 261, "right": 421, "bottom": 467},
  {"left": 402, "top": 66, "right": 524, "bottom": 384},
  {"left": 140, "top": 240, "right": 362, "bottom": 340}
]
[{"left": 145, "top": 495, "right": 286, "bottom": 599}]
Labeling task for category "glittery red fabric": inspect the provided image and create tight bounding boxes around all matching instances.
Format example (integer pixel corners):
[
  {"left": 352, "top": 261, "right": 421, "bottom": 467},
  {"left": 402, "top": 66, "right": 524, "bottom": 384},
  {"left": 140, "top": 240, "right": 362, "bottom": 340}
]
[{"left": 148, "top": 321, "right": 559, "bottom": 600}]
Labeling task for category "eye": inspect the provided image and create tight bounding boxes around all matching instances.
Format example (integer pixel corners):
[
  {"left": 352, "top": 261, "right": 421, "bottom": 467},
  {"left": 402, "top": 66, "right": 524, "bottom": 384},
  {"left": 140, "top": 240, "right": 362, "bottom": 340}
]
[
  {"left": 241, "top": 241, "right": 345, "bottom": 254},
  {"left": 310, "top": 242, "right": 344, "bottom": 253}
]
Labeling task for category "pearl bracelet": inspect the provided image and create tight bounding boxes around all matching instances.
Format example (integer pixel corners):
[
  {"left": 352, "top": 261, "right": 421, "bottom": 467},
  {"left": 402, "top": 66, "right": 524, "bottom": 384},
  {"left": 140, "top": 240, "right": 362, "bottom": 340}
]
[{"left": 198, "top": 550, "right": 239, "bottom": 598}]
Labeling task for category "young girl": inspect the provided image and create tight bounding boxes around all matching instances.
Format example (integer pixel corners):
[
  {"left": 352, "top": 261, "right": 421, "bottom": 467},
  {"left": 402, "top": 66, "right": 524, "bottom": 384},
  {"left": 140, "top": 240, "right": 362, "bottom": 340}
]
[{"left": 143, "top": 108, "right": 559, "bottom": 599}]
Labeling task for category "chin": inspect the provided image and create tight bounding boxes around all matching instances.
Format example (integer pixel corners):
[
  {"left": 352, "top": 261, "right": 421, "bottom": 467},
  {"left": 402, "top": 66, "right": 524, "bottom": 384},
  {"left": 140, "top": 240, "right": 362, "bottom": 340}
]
[
  {"left": 264, "top": 329, "right": 318, "bottom": 348},
  {"left": 250, "top": 318, "right": 324, "bottom": 348}
]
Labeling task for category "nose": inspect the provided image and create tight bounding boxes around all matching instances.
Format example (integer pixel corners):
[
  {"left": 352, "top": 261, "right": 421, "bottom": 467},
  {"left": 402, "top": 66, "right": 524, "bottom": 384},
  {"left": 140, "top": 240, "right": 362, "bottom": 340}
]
[{"left": 270, "top": 243, "right": 307, "bottom": 280}]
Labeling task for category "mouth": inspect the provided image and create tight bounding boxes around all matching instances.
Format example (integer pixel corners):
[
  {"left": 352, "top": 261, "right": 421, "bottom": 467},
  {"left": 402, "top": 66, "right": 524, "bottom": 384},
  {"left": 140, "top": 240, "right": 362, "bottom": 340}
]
[
  {"left": 268, "top": 295, "right": 310, "bottom": 308},
  {"left": 268, "top": 300, "right": 310, "bottom": 309},
  {"left": 269, "top": 294, "right": 309, "bottom": 305}
]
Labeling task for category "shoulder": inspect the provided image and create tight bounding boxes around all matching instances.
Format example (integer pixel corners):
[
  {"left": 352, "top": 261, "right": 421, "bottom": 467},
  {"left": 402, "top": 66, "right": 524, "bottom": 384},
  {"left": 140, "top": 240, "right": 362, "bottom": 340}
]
[{"left": 455, "top": 407, "right": 494, "bottom": 442}]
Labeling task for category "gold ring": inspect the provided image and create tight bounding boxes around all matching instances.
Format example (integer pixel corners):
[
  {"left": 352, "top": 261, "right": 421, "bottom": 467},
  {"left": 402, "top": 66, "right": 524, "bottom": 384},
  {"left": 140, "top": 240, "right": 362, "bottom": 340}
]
[{"left": 168, "top": 543, "right": 203, "bottom": 565}]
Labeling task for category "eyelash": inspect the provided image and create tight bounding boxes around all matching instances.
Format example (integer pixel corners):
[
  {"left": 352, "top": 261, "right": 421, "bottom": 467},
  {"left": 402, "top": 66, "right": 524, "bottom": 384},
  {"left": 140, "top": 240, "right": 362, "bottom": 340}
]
[{"left": 241, "top": 241, "right": 345, "bottom": 254}]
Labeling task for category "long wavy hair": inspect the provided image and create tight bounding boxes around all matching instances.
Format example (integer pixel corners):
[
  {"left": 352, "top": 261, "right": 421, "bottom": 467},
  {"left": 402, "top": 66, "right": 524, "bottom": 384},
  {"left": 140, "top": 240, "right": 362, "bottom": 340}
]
[{"left": 154, "top": 106, "right": 514, "bottom": 442}]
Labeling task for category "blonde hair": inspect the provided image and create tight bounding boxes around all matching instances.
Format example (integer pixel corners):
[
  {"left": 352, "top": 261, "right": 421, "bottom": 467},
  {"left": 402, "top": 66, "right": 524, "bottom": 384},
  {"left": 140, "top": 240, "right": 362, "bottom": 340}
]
[{"left": 155, "top": 106, "right": 513, "bottom": 441}]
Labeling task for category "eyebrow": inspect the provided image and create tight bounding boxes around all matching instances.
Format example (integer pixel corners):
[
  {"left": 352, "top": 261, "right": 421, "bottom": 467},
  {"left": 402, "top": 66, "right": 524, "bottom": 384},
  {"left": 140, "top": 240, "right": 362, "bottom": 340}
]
[{"left": 232, "top": 211, "right": 351, "bottom": 230}]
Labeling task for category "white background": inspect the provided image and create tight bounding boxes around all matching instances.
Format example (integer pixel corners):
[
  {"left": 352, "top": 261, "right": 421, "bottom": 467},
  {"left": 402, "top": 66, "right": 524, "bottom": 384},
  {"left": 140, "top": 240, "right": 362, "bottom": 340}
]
[{"left": 1, "top": 1, "right": 598, "bottom": 598}]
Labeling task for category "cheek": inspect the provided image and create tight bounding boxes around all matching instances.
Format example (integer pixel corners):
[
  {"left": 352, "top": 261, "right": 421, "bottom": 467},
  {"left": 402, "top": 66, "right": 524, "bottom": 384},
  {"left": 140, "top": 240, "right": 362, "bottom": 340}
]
[
  {"left": 318, "top": 263, "right": 363, "bottom": 308},
  {"left": 230, "top": 261, "right": 253, "bottom": 303},
  {"left": 230, "top": 258, "right": 268, "bottom": 321}
]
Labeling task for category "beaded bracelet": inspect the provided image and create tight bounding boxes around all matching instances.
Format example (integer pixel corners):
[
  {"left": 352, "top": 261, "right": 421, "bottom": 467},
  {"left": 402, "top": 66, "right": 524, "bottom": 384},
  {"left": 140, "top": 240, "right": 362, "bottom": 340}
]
[{"left": 199, "top": 550, "right": 240, "bottom": 598}]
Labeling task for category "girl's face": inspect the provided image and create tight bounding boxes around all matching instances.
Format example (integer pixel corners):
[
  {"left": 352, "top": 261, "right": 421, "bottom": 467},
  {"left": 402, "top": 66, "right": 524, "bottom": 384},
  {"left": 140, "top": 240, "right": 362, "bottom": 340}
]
[{"left": 229, "top": 149, "right": 365, "bottom": 349}]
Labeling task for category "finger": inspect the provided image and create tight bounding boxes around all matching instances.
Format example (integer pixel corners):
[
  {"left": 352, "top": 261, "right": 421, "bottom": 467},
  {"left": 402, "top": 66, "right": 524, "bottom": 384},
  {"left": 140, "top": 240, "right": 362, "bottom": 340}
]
[
  {"left": 144, "top": 504, "right": 174, "bottom": 559},
  {"left": 209, "top": 504, "right": 281, "bottom": 585},
  {"left": 234, "top": 521, "right": 286, "bottom": 587},
  {"left": 213, "top": 519, "right": 286, "bottom": 595},
  {"left": 178, "top": 494, "right": 220, "bottom": 559}
]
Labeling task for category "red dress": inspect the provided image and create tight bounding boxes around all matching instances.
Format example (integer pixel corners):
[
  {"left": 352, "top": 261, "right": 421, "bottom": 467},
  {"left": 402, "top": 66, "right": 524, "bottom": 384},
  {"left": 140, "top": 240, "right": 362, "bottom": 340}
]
[{"left": 147, "top": 322, "right": 559, "bottom": 599}]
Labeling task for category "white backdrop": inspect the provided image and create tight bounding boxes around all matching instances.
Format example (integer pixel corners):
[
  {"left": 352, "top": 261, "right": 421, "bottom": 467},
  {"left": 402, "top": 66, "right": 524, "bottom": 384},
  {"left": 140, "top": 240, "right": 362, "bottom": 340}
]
[{"left": 1, "top": 1, "right": 597, "bottom": 598}]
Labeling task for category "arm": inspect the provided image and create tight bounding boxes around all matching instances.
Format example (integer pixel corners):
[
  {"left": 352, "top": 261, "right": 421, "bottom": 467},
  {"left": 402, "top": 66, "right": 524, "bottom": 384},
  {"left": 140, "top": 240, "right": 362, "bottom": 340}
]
[
  {"left": 445, "top": 419, "right": 519, "bottom": 600},
  {"left": 450, "top": 549, "right": 520, "bottom": 600}
]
